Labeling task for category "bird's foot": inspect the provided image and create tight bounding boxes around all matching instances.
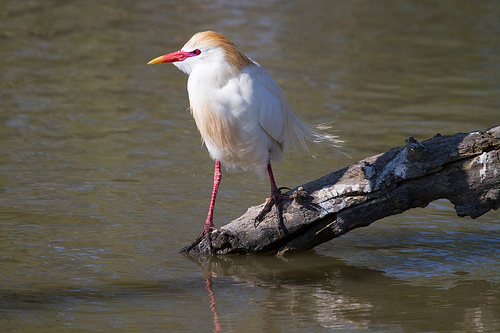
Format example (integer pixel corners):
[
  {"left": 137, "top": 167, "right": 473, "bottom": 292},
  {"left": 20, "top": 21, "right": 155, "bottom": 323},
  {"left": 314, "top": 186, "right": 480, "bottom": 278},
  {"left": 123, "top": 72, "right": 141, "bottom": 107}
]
[
  {"left": 255, "top": 187, "right": 293, "bottom": 226},
  {"left": 181, "top": 224, "right": 220, "bottom": 255}
]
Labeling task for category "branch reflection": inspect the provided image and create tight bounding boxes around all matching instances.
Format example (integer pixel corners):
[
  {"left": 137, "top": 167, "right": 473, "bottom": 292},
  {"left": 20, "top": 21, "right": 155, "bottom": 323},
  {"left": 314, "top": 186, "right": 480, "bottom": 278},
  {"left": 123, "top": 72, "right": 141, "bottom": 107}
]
[{"left": 184, "top": 251, "right": 497, "bottom": 332}]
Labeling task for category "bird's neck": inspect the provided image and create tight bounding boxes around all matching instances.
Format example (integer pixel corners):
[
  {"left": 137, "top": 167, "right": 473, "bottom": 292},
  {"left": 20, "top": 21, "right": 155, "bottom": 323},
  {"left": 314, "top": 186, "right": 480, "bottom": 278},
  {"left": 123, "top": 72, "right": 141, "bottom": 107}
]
[
  {"left": 186, "top": 59, "right": 250, "bottom": 109},
  {"left": 190, "top": 56, "right": 246, "bottom": 85}
]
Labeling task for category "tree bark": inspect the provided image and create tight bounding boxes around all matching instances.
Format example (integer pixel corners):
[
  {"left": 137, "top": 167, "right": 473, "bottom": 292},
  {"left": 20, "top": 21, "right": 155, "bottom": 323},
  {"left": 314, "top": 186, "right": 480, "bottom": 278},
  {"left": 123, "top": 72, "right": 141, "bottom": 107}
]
[{"left": 183, "top": 126, "right": 500, "bottom": 255}]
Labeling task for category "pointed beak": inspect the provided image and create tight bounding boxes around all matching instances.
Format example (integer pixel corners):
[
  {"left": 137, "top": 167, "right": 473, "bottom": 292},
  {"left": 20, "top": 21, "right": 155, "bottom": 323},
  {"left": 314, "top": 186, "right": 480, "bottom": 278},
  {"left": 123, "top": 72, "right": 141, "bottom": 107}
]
[{"left": 147, "top": 50, "right": 191, "bottom": 65}]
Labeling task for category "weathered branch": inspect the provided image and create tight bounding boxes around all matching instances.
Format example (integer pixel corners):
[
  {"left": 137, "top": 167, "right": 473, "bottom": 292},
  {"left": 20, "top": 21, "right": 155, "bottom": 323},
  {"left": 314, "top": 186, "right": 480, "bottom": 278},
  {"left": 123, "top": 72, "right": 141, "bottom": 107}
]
[{"left": 184, "top": 126, "right": 500, "bottom": 255}]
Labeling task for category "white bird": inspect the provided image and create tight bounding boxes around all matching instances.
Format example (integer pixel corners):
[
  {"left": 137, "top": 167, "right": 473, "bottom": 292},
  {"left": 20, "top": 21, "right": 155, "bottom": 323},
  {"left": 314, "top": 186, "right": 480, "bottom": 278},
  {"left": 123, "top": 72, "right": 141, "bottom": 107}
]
[{"left": 148, "top": 31, "right": 340, "bottom": 254}]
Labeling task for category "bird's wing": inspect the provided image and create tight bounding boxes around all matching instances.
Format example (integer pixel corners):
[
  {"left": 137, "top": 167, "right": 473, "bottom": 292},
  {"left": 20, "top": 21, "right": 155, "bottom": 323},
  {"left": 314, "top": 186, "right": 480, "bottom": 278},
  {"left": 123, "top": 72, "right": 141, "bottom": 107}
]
[{"left": 248, "top": 64, "right": 288, "bottom": 145}]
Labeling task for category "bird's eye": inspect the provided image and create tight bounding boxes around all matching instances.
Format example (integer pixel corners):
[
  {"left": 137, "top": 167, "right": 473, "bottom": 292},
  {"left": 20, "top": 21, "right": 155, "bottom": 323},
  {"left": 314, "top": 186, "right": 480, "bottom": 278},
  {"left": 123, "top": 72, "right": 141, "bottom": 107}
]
[{"left": 192, "top": 49, "right": 201, "bottom": 56}]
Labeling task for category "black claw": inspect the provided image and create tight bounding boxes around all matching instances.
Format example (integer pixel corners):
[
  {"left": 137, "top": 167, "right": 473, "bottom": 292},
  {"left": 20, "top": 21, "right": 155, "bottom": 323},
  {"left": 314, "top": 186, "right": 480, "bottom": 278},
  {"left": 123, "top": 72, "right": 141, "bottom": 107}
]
[
  {"left": 181, "top": 228, "right": 215, "bottom": 255},
  {"left": 277, "top": 186, "right": 291, "bottom": 192}
]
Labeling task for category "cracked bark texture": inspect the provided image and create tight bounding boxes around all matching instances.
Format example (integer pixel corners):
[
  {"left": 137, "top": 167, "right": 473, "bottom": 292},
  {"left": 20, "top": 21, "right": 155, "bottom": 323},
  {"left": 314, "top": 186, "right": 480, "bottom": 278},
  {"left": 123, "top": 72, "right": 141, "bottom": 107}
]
[{"left": 184, "top": 126, "right": 500, "bottom": 255}]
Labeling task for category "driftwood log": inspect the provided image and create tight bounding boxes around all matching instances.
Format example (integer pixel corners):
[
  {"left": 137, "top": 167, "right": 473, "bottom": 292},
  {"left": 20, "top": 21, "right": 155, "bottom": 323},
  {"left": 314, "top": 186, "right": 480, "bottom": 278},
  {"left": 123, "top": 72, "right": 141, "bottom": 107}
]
[{"left": 184, "top": 126, "right": 500, "bottom": 255}]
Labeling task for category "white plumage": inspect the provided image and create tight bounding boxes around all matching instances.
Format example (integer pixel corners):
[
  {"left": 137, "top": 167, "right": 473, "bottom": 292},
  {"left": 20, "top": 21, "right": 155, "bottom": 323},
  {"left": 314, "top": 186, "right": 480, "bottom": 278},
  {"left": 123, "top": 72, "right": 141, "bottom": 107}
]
[{"left": 148, "top": 31, "right": 339, "bottom": 254}]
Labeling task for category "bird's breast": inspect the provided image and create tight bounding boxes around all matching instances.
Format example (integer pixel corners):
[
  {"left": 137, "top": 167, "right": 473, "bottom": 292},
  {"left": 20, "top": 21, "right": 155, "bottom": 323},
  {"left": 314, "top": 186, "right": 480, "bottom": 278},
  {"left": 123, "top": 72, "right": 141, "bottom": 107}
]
[
  {"left": 187, "top": 71, "right": 253, "bottom": 152},
  {"left": 191, "top": 100, "right": 240, "bottom": 154},
  {"left": 187, "top": 68, "right": 279, "bottom": 171}
]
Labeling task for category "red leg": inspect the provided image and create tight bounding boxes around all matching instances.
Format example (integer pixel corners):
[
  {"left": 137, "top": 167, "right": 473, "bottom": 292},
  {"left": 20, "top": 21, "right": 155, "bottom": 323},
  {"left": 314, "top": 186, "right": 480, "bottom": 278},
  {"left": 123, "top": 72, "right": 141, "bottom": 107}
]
[
  {"left": 182, "top": 160, "right": 222, "bottom": 254},
  {"left": 255, "top": 162, "right": 292, "bottom": 225},
  {"left": 205, "top": 159, "right": 222, "bottom": 229}
]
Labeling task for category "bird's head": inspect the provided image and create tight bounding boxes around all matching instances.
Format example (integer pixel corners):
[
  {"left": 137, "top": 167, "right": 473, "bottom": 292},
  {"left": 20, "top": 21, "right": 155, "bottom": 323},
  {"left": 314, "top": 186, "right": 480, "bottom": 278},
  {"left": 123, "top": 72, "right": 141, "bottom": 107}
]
[{"left": 148, "top": 31, "right": 253, "bottom": 76}]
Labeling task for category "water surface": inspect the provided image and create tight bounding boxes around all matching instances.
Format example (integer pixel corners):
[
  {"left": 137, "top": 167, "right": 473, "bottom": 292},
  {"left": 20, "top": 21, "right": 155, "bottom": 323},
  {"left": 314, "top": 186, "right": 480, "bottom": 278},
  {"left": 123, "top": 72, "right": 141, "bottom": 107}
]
[{"left": 1, "top": 0, "right": 499, "bottom": 332}]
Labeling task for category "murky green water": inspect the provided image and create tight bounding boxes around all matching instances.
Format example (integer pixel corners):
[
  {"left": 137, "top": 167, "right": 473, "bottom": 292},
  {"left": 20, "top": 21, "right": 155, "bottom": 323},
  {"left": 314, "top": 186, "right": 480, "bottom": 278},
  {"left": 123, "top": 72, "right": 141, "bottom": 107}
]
[{"left": 1, "top": 0, "right": 499, "bottom": 332}]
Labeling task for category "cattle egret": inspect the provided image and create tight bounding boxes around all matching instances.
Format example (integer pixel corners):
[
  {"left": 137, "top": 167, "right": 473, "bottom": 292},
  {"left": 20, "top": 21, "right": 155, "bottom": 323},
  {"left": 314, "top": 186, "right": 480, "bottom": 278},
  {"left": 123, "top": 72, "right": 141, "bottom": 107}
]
[{"left": 148, "top": 31, "right": 340, "bottom": 254}]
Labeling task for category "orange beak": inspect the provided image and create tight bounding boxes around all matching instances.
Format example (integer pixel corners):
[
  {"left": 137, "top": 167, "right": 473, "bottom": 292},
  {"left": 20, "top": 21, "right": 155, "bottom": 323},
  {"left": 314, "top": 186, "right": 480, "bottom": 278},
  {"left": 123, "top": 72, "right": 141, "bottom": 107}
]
[{"left": 147, "top": 50, "right": 192, "bottom": 64}]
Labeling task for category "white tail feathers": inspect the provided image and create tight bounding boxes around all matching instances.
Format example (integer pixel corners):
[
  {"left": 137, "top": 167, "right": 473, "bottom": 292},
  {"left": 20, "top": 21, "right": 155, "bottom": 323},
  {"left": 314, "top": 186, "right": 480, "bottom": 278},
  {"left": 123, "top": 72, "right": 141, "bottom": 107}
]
[{"left": 285, "top": 113, "right": 343, "bottom": 158}]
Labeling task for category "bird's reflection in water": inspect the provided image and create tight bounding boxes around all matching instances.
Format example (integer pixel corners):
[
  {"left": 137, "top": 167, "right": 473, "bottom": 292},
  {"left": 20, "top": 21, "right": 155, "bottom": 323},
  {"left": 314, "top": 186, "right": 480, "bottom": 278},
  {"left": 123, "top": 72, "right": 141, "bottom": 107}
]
[
  {"left": 184, "top": 251, "right": 496, "bottom": 332},
  {"left": 203, "top": 269, "right": 221, "bottom": 333},
  {"left": 188, "top": 254, "right": 222, "bottom": 332},
  {"left": 185, "top": 252, "right": 378, "bottom": 331}
]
